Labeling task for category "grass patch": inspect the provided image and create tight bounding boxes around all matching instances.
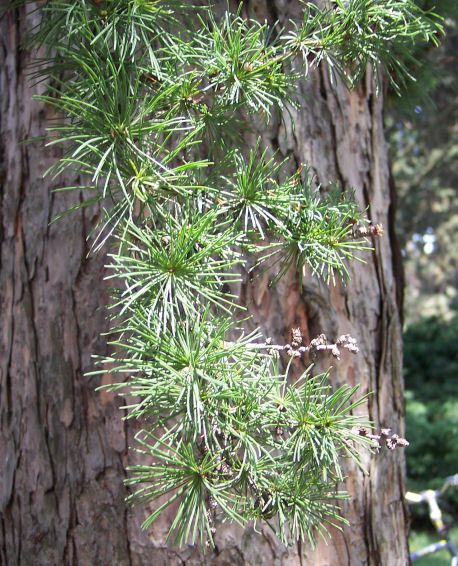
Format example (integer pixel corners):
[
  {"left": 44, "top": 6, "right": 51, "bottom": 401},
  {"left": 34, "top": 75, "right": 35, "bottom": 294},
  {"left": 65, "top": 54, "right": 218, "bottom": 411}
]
[{"left": 409, "top": 527, "right": 458, "bottom": 565}]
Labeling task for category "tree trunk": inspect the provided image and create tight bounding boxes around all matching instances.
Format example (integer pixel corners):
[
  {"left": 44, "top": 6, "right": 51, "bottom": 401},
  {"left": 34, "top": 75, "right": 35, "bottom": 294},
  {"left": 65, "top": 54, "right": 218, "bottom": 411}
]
[{"left": 0, "top": 3, "right": 408, "bottom": 565}]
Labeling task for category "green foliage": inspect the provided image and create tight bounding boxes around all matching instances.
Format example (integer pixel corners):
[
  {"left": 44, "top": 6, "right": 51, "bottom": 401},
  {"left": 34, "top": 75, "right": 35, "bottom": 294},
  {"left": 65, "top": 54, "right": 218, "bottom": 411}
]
[
  {"left": 386, "top": 1, "right": 457, "bottom": 322},
  {"left": 403, "top": 315, "right": 457, "bottom": 556},
  {"left": 409, "top": 527, "right": 458, "bottom": 566},
  {"left": 264, "top": 184, "right": 370, "bottom": 284},
  {"left": 107, "top": 209, "right": 243, "bottom": 326},
  {"left": 123, "top": 366, "right": 373, "bottom": 546},
  {"left": 384, "top": 6, "right": 457, "bottom": 552},
  {"left": 283, "top": 0, "right": 442, "bottom": 92},
  {"left": 403, "top": 316, "right": 458, "bottom": 489},
  {"left": 21, "top": 0, "right": 442, "bottom": 549}
]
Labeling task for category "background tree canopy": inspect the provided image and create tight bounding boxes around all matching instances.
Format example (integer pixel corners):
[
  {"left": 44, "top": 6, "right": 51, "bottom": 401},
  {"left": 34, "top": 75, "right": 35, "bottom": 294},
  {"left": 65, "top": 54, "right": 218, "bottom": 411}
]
[
  {"left": 386, "top": 1, "right": 458, "bottom": 557},
  {"left": 387, "top": 0, "right": 458, "bottom": 324}
]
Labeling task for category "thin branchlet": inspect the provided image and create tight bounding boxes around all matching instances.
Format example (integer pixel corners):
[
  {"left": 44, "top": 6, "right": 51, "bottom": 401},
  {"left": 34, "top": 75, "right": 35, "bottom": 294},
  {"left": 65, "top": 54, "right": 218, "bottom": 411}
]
[{"left": 223, "top": 331, "right": 359, "bottom": 361}]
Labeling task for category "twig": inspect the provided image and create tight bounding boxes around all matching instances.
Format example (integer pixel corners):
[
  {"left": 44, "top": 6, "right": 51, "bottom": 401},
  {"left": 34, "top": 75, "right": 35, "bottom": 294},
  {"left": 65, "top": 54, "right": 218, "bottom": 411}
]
[{"left": 224, "top": 330, "right": 359, "bottom": 360}]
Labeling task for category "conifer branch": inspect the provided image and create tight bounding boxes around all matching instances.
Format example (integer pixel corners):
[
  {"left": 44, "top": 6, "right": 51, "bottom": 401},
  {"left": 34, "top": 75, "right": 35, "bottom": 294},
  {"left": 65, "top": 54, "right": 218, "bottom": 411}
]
[{"left": 17, "top": 0, "right": 435, "bottom": 549}]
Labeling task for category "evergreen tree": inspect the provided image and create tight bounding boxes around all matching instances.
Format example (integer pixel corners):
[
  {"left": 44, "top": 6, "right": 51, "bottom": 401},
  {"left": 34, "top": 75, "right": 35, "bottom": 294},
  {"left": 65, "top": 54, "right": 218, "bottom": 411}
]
[
  {"left": 0, "top": 0, "right": 441, "bottom": 561},
  {"left": 23, "top": 0, "right": 439, "bottom": 548}
]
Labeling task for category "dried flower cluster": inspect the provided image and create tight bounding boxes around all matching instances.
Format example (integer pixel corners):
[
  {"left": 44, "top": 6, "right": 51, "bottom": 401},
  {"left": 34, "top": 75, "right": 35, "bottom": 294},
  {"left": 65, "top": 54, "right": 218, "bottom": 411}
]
[
  {"left": 261, "top": 330, "right": 359, "bottom": 360},
  {"left": 351, "top": 223, "right": 385, "bottom": 238},
  {"left": 357, "top": 427, "right": 410, "bottom": 452}
]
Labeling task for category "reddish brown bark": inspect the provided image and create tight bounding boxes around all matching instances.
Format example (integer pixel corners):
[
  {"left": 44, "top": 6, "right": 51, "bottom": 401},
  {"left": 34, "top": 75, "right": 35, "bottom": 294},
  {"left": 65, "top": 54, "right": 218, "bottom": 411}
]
[{"left": 0, "top": 2, "right": 408, "bottom": 565}]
